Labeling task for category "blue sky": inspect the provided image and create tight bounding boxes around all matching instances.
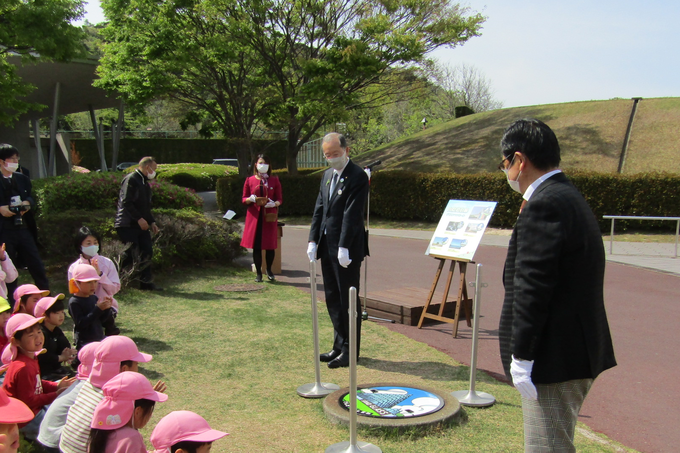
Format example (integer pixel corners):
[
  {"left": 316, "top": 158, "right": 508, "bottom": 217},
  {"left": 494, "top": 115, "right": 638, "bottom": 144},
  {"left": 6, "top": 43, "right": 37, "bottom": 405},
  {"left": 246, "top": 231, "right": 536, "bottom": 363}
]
[{"left": 78, "top": 0, "right": 680, "bottom": 108}]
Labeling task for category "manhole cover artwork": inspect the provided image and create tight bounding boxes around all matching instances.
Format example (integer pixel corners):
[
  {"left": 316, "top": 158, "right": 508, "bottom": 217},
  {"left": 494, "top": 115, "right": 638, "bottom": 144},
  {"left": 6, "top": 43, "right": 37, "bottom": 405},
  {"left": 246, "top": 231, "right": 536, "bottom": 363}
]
[
  {"left": 213, "top": 284, "right": 264, "bottom": 292},
  {"left": 340, "top": 386, "right": 444, "bottom": 418}
]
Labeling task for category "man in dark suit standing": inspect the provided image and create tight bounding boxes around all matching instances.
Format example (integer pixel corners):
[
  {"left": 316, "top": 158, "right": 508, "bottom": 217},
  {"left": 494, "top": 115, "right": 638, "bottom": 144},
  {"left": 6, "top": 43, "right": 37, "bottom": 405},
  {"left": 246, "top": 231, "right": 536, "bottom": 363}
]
[
  {"left": 498, "top": 119, "right": 616, "bottom": 452},
  {"left": 308, "top": 133, "right": 369, "bottom": 369}
]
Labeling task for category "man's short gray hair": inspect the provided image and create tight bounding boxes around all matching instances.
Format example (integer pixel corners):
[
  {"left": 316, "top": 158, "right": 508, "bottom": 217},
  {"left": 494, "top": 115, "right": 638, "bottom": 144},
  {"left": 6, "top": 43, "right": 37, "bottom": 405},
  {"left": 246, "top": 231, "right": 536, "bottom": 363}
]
[
  {"left": 139, "top": 156, "right": 156, "bottom": 168},
  {"left": 323, "top": 133, "right": 347, "bottom": 149}
]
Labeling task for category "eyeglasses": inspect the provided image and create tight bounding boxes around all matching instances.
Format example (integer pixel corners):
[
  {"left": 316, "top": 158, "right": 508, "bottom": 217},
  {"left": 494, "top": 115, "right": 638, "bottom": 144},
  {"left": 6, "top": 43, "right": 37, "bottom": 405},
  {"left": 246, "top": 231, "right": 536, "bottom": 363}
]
[{"left": 497, "top": 154, "right": 513, "bottom": 171}]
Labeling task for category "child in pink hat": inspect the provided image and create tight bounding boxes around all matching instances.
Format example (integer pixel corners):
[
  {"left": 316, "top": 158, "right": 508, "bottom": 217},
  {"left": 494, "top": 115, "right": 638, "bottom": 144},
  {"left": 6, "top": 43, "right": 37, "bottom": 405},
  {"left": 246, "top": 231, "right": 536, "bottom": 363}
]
[
  {"left": 37, "top": 341, "right": 100, "bottom": 452},
  {"left": 59, "top": 336, "right": 166, "bottom": 453},
  {"left": 12, "top": 284, "right": 49, "bottom": 315},
  {"left": 0, "top": 389, "right": 35, "bottom": 453},
  {"left": 150, "top": 411, "right": 228, "bottom": 453},
  {"left": 68, "top": 226, "right": 121, "bottom": 336},
  {"left": 88, "top": 371, "right": 168, "bottom": 453},
  {"left": 34, "top": 294, "right": 77, "bottom": 380},
  {"left": 1, "top": 314, "right": 76, "bottom": 441},
  {"left": 68, "top": 263, "right": 115, "bottom": 352}
]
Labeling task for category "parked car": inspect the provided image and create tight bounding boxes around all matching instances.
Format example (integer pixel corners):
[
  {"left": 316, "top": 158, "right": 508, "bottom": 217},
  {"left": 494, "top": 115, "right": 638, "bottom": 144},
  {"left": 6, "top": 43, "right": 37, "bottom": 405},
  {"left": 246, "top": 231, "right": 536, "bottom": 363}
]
[
  {"left": 116, "top": 162, "right": 138, "bottom": 171},
  {"left": 212, "top": 158, "right": 239, "bottom": 167}
]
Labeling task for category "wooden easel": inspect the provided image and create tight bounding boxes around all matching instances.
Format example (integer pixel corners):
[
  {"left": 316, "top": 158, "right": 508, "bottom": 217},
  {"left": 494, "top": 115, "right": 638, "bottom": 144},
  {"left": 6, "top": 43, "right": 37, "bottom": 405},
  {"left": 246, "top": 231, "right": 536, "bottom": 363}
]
[{"left": 417, "top": 257, "right": 473, "bottom": 338}]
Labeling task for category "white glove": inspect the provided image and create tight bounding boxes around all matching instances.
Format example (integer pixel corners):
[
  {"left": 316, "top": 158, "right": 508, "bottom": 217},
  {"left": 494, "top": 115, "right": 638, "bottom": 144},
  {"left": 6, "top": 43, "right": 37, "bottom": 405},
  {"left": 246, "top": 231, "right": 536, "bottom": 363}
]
[
  {"left": 510, "top": 355, "right": 538, "bottom": 400},
  {"left": 248, "top": 194, "right": 257, "bottom": 203},
  {"left": 364, "top": 168, "right": 371, "bottom": 180},
  {"left": 338, "top": 247, "right": 352, "bottom": 268},
  {"left": 307, "top": 242, "right": 317, "bottom": 261},
  {"left": 265, "top": 201, "right": 277, "bottom": 208}
]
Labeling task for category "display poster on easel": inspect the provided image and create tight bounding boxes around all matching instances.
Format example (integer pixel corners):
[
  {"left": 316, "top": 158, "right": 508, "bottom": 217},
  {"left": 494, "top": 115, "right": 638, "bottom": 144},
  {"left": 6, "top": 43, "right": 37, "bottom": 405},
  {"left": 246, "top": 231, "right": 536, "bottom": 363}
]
[{"left": 425, "top": 200, "right": 497, "bottom": 261}]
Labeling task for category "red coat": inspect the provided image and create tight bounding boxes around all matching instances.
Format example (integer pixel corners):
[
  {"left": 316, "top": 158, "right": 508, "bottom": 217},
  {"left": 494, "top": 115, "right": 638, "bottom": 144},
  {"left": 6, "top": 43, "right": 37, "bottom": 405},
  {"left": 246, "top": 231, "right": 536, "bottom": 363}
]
[{"left": 240, "top": 175, "right": 282, "bottom": 250}]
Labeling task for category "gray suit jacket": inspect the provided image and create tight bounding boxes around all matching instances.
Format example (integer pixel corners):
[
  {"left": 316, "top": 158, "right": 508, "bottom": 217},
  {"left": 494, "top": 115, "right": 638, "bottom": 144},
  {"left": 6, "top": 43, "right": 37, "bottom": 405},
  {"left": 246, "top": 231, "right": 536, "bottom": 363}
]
[{"left": 499, "top": 172, "right": 616, "bottom": 384}]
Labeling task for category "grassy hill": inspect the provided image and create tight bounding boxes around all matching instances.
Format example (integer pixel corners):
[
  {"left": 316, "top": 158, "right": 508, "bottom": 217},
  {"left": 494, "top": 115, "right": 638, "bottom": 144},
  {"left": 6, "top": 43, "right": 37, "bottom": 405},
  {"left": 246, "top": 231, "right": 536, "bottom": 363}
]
[{"left": 353, "top": 97, "right": 680, "bottom": 174}]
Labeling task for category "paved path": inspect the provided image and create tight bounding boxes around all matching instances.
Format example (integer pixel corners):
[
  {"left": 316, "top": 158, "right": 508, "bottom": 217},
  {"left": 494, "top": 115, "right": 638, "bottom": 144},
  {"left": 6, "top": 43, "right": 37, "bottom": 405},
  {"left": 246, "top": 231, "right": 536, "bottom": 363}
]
[{"left": 199, "top": 193, "right": 679, "bottom": 452}]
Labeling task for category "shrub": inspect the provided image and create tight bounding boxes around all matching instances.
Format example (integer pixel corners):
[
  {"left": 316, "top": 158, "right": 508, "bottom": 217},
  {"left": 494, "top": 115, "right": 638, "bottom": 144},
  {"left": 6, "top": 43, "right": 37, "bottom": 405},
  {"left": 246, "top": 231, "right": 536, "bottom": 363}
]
[
  {"left": 124, "top": 163, "right": 239, "bottom": 191},
  {"left": 33, "top": 172, "right": 203, "bottom": 215}
]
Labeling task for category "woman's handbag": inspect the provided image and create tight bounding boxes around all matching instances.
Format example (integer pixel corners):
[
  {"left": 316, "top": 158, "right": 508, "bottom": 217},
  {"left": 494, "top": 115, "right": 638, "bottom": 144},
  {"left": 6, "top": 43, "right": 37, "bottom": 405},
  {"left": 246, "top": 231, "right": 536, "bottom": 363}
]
[{"left": 265, "top": 209, "right": 278, "bottom": 223}]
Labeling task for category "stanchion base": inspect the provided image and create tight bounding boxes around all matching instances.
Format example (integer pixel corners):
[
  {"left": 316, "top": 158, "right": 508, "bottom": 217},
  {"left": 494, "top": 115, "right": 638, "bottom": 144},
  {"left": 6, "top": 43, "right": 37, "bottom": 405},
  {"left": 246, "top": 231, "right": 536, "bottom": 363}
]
[
  {"left": 451, "top": 390, "right": 495, "bottom": 407},
  {"left": 325, "top": 441, "right": 382, "bottom": 453},
  {"left": 297, "top": 382, "right": 341, "bottom": 398}
]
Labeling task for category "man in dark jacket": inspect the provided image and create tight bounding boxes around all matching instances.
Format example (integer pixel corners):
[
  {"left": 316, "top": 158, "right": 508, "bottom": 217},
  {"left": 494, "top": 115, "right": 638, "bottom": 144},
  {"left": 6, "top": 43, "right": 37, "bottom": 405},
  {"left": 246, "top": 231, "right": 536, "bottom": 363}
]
[
  {"left": 498, "top": 119, "right": 616, "bottom": 452},
  {"left": 0, "top": 144, "right": 49, "bottom": 305},
  {"left": 308, "top": 133, "right": 369, "bottom": 368},
  {"left": 114, "top": 156, "right": 161, "bottom": 290}
]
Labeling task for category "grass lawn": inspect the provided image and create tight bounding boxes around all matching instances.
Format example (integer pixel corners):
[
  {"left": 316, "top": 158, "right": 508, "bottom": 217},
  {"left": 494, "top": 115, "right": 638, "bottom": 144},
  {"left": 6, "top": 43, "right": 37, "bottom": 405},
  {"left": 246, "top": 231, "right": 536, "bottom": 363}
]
[{"left": 29, "top": 264, "right": 636, "bottom": 452}]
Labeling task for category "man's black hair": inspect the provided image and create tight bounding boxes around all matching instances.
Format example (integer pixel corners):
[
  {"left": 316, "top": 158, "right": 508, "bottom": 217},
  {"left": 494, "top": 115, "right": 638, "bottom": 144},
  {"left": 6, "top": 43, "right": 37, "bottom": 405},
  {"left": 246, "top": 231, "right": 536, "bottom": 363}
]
[
  {"left": 0, "top": 144, "right": 19, "bottom": 161},
  {"left": 500, "top": 118, "right": 561, "bottom": 171}
]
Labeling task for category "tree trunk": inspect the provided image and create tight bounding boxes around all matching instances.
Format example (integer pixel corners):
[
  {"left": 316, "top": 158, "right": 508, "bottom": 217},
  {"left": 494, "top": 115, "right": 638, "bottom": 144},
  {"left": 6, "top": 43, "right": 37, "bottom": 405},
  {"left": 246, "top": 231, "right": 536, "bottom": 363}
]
[
  {"left": 234, "top": 138, "right": 252, "bottom": 176},
  {"left": 285, "top": 129, "right": 299, "bottom": 175}
]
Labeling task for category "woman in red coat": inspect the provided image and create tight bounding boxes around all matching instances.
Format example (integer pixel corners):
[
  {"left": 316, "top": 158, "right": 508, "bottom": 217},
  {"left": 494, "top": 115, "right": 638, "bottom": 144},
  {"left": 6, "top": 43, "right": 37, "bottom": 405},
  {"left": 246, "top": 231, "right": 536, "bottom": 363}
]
[{"left": 241, "top": 154, "right": 282, "bottom": 282}]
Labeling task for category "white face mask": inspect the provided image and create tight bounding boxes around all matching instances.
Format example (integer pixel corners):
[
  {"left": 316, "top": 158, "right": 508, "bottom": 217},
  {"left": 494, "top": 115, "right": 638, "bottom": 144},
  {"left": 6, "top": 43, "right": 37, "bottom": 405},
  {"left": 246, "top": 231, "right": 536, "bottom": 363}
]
[
  {"left": 4, "top": 162, "right": 18, "bottom": 173},
  {"left": 256, "top": 163, "right": 269, "bottom": 174},
  {"left": 147, "top": 170, "right": 156, "bottom": 180},
  {"left": 501, "top": 156, "right": 522, "bottom": 194},
  {"left": 81, "top": 245, "right": 99, "bottom": 257},
  {"left": 327, "top": 154, "right": 347, "bottom": 171}
]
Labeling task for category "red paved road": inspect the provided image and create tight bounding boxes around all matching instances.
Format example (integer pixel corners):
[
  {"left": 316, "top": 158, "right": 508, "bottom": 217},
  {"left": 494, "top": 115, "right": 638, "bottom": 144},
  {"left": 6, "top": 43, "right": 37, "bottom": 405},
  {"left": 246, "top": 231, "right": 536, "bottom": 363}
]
[{"left": 275, "top": 226, "right": 679, "bottom": 453}]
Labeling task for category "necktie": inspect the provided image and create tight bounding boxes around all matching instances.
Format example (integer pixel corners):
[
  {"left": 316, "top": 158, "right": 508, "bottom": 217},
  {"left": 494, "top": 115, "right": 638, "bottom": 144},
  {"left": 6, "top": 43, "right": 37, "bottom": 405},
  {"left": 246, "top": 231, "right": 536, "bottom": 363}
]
[{"left": 329, "top": 172, "right": 338, "bottom": 200}]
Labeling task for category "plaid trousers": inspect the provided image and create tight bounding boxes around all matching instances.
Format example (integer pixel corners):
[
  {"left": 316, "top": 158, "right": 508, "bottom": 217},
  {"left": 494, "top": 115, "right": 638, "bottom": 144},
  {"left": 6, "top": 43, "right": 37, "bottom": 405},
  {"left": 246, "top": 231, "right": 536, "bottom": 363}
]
[{"left": 522, "top": 379, "right": 593, "bottom": 453}]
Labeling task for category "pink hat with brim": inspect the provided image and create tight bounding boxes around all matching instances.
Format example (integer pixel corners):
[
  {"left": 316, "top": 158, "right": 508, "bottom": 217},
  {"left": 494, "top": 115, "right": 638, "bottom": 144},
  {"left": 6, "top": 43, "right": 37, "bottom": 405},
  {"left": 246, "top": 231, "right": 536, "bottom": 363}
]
[
  {"left": 76, "top": 341, "right": 100, "bottom": 380},
  {"left": 33, "top": 294, "right": 66, "bottom": 318},
  {"left": 72, "top": 263, "right": 101, "bottom": 282},
  {"left": 90, "top": 371, "right": 167, "bottom": 430},
  {"left": 89, "top": 336, "right": 152, "bottom": 388},
  {"left": 12, "top": 284, "right": 50, "bottom": 313},
  {"left": 1, "top": 313, "right": 44, "bottom": 371},
  {"left": 150, "top": 411, "right": 228, "bottom": 452},
  {"left": 0, "top": 389, "right": 34, "bottom": 423}
]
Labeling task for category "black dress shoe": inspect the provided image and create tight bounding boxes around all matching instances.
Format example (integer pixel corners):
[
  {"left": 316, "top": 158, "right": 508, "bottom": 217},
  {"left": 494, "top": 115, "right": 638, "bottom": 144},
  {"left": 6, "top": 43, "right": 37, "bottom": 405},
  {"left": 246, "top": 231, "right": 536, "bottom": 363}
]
[
  {"left": 266, "top": 272, "right": 276, "bottom": 281},
  {"left": 255, "top": 274, "right": 263, "bottom": 282},
  {"left": 328, "top": 352, "right": 350, "bottom": 369},
  {"left": 319, "top": 350, "right": 341, "bottom": 362}
]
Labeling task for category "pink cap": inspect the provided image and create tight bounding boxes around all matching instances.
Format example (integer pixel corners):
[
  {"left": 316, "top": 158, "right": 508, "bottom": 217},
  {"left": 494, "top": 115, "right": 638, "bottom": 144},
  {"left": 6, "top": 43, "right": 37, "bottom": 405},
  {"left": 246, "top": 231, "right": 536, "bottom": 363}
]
[
  {"left": 89, "top": 336, "right": 152, "bottom": 388},
  {"left": 76, "top": 341, "right": 100, "bottom": 380},
  {"left": 90, "top": 371, "right": 167, "bottom": 430},
  {"left": 72, "top": 263, "right": 101, "bottom": 282},
  {"left": 1, "top": 313, "right": 44, "bottom": 371},
  {"left": 0, "top": 388, "right": 34, "bottom": 424},
  {"left": 151, "top": 411, "right": 228, "bottom": 452},
  {"left": 12, "top": 284, "right": 50, "bottom": 313},
  {"left": 33, "top": 294, "right": 66, "bottom": 318}
]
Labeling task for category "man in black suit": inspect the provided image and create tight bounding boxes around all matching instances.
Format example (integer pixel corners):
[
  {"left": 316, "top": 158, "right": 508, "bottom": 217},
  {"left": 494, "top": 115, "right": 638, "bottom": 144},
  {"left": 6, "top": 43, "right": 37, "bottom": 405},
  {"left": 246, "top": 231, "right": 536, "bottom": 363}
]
[
  {"left": 308, "top": 133, "right": 369, "bottom": 369},
  {"left": 0, "top": 144, "right": 49, "bottom": 305},
  {"left": 498, "top": 119, "right": 616, "bottom": 452}
]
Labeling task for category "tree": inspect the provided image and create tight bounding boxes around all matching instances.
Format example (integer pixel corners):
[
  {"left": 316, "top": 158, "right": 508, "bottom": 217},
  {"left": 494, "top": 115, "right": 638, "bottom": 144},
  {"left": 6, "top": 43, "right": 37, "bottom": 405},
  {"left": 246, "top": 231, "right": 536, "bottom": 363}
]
[
  {"left": 429, "top": 61, "right": 503, "bottom": 115},
  {"left": 96, "top": 0, "right": 485, "bottom": 174},
  {"left": 0, "top": 0, "right": 87, "bottom": 125},
  {"left": 224, "top": 0, "right": 486, "bottom": 173}
]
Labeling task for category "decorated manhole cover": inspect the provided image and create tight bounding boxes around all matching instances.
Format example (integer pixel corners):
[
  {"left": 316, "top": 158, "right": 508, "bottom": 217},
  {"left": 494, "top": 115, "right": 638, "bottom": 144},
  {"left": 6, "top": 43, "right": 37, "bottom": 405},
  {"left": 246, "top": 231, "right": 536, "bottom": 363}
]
[
  {"left": 213, "top": 284, "right": 264, "bottom": 292},
  {"left": 340, "top": 386, "right": 444, "bottom": 418}
]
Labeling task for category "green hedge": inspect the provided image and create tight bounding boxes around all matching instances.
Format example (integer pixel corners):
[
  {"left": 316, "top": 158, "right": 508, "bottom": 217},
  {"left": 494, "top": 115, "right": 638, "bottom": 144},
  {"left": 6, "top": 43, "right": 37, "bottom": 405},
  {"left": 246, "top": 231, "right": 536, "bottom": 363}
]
[
  {"left": 216, "top": 171, "right": 680, "bottom": 231},
  {"left": 125, "top": 163, "right": 239, "bottom": 192},
  {"left": 70, "top": 138, "right": 288, "bottom": 170},
  {"left": 33, "top": 172, "right": 203, "bottom": 215}
]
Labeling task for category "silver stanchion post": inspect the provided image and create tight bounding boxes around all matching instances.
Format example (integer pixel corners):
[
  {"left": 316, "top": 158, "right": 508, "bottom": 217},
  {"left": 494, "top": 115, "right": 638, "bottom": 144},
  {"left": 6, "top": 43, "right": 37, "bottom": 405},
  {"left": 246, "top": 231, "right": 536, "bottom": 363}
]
[
  {"left": 297, "top": 260, "right": 340, "bottom": 398},
  {"left": 326, "top": 287, "right": 382, "bottom": 453},
  {"left": 452, "top": 263, "right": 495, "bottom": 407}
]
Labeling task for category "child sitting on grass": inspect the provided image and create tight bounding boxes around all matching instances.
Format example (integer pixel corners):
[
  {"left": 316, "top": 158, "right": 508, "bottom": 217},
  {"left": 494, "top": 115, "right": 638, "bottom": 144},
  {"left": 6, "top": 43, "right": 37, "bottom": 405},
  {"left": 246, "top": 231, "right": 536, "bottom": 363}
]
[
  {"left": 69, "top": 227, "right": 121, "bottom": 336},
  {"left": 12, "top": 284, "right": 48, "bottom": 316},
  {"left": 150, "top": 411, "right": 229, "bottom": 453},
  {"left": 0, "top": 389, "right": 35, "bottom": 453},
  {"left": 68, "top": 264, "right": 114, "bottom": 353},
  {"left": 0, "top": 243, "right": 18, "bottom": 302},
  {"left": 34, "top": 294, "right": 77, "bottom": 380},
  {"left": 0, "top": 314, "right": 76, "bottom": 441},
  {"left": 88, "top": 371, "right": 167, "bottom": 453}
]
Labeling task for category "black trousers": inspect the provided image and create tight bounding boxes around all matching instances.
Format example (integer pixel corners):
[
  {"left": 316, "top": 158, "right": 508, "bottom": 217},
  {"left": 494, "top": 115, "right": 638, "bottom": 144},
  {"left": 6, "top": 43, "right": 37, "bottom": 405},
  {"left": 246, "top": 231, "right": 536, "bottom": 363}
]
[
  {"left": 2, "top": 228, "right": 49, "bottom": 307},
  {"left": 116, "top": 227, "right": 153, "bottom": 285},
  {"left": 319, "top": 235, "right": 362, "bottom": 356}
]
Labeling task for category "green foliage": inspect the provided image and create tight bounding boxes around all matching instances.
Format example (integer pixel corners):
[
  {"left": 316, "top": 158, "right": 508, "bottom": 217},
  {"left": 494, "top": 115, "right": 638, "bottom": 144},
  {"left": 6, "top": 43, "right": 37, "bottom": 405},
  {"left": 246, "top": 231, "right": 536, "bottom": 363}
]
[
  {"left": 151, "top": 163, "right": 239, "bottom": 192},
  {"left": 33, "top": 172, "right": 203, "bottom": 215},
  {"left": 0, "top": 0, "right": 87, "bottom": 125},
  {"left": 36, "top": 208, "right": 244, "bottom": 271},
  {"left": 216, "top": 171, "right": 680, "bottom": 232}
]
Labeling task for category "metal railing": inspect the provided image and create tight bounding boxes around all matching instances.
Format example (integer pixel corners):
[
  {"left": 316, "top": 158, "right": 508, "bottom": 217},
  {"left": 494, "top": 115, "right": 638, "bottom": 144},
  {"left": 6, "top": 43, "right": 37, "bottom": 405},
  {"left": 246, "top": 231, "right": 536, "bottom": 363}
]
[{"left": 603, "top": 215, "right": 680, "bottom": 258}]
